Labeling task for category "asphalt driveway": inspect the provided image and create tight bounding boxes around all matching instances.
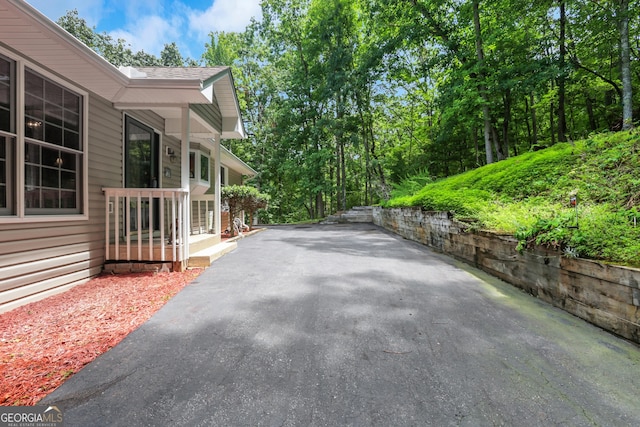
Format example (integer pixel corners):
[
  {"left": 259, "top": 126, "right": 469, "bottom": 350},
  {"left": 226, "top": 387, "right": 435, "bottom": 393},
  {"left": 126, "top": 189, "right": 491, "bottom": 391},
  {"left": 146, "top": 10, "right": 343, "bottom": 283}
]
[{"left": 42, "top": 223, "right": 640, "bottom": 426}]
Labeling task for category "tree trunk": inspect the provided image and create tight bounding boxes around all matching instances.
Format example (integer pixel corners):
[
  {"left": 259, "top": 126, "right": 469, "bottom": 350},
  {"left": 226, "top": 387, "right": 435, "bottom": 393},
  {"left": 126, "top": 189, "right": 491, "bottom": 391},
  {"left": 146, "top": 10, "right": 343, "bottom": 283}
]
[
  {"left": 473, "top": 126, "right": 480, "bottom": 165},
  {"left": 336, "top": 97, "right": 347, "bottom": 211},
  {"left": 557, "top": 0, "right": 568, "bottom": 142},
  {"left": 502, "top": 88, "right": 511, "bottom": 158},
  {"left": 340, "top": 138, "right": 346, "bottom": 211},
  {"left": 585, "top": 91, "right": 597, "bottom": 131},
  {"left": 363, "top": 124, "right": 370, "bottom": 206},
  {"left": 525, "top": 96, "right": 533, "bottom": 148},
  {"left": 550, "top": 100, "right": 556, "bottom": 145},
  {"left": 491, "top": 125, "right": 504, "bottom": 160},
  {"left": 473, "top": 0, "right": 493, "bottom": 164},
  {"left": 530, "top": 92, "right": 538, "bottom": 146},
  {"left": 329, "top": 159, "right": 335, "bottom": 213},
  {"left": 335, "top": 142, "right": 341, "bottom": 212},
  {"left": 316, "top": 191, "right": 324, "bottom": 218},
  {"left": 355, "top": 88, "right": 373, "bottom": 205},
  {"left": 620, "top": 0, "right": 634, "bottom": 130}
]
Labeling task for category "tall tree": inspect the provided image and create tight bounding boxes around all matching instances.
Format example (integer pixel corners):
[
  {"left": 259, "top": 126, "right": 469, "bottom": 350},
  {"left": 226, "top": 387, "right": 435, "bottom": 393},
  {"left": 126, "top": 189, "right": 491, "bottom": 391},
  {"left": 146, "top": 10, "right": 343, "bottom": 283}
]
[
  {"left": 619, "top": 0, "right": 634, "bottom": 129},
  {"left": 557, "top": 0, "right": 568, "bottom": 142},
  {"left": 160, "top": 42, "right": 185, "bottom": 66},
  {"left": 473, "top": 0, "right": 494, "bottom": 164}
]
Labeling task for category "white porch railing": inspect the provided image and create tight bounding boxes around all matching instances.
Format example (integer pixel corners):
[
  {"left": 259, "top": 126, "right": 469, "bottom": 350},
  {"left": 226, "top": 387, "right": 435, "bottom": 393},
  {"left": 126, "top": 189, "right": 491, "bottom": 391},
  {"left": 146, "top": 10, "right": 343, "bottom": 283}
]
[
  {"left": 191, "top": 194, "right": 216, "bottom": 235},
  {"left": 103, "top": 188, "right": 189, "bottom": 263}
]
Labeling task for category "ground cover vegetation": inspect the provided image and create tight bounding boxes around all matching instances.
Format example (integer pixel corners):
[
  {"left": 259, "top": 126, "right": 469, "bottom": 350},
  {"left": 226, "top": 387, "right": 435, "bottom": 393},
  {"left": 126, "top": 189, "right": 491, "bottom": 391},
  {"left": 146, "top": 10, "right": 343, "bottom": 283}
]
[
  {"left": 57, "top": 1, "right": 639, "bottom": 261},
  {"left": 387, "top": 130, "right": 640, "bottom": 266}
]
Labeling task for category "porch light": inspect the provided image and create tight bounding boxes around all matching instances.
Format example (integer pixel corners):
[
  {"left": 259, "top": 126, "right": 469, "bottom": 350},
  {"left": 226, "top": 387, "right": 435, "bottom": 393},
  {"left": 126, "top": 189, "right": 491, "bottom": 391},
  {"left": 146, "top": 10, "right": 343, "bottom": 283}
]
[{"left": 165, "top": 146, "right": 177, "bottom": 163}]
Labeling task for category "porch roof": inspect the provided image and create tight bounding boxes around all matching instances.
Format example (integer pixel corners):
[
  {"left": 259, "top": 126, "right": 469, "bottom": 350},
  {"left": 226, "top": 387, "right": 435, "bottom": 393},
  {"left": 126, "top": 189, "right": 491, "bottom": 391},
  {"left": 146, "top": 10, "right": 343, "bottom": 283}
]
[
  {"left": 221, "top": 145, "right": 257, "bottom": 177},
  {"left": 118, "top": 66, "right": 246, "bottom": 140},
  {"left": 1, "top": 0, "right": 246, "bottom": 139}
]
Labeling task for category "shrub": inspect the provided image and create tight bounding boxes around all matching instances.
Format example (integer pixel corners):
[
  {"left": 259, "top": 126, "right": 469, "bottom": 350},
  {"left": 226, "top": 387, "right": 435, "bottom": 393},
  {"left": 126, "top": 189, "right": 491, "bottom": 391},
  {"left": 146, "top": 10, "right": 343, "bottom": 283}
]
[{"left": 221, "top": 185, "right": 270, "bottom": 236}]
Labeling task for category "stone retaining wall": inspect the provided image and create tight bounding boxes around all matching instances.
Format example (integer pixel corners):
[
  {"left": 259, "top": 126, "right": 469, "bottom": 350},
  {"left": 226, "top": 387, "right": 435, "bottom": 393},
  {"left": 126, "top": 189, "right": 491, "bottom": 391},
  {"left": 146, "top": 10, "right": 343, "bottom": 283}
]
[{"left": 372, "top": 206, "right": 640, "bottom": 344}]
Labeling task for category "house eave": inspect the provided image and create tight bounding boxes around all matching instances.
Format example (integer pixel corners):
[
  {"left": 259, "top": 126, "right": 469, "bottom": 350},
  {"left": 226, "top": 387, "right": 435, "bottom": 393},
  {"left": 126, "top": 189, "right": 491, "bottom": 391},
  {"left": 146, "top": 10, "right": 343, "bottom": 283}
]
[
  {"left": 220, "top": 145, "right": 257, "bottom": 177},
  {"left": 3, "top": 0, "right": 129, "bottom": 99}
]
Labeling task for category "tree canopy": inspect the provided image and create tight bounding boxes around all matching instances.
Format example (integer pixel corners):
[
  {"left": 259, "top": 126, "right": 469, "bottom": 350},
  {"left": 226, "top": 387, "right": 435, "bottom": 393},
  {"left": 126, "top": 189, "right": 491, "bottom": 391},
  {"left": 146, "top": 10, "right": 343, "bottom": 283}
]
[
  {"left": 58, "top": 2, "right": 639, "bottom": 223},
  {"left": 57, "top": 10, "right": 199, "bottom": 67}
]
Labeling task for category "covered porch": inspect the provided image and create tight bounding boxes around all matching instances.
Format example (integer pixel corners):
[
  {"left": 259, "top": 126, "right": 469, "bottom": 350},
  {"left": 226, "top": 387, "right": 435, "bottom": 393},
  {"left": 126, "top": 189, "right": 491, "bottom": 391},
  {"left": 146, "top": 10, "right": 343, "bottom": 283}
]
[
  {"left": 103, "top": 149, "right": 256, "bottom": 270},
  {"left": 103, "top": 190, "right": 225, "bottom": 270},
  {"left": 101, "top": 67, "right": 250, "bottom": 270}
]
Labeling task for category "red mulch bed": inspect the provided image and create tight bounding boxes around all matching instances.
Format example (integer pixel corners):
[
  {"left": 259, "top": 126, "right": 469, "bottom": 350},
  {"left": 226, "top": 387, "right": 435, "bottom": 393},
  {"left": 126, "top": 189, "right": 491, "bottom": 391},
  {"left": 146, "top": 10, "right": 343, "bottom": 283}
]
[{"left": 0, "top": 268, "right": 203, "bottom": 406}]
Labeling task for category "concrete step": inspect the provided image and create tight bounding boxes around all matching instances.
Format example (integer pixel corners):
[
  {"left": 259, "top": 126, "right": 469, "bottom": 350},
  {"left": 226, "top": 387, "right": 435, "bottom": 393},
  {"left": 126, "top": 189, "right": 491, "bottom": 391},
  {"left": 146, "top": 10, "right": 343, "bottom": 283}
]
[
  {"left": 188, "top": 228, "right": 266, "bottom": 268},
  {"left": 189, "top": 233, "right": 222, "bottom": 254},
  {"left": 320, "top": 207, "right": 374, "bottom": 224},
  {"left": 188, "top": 241, "right": 238, "bottom": 268}
]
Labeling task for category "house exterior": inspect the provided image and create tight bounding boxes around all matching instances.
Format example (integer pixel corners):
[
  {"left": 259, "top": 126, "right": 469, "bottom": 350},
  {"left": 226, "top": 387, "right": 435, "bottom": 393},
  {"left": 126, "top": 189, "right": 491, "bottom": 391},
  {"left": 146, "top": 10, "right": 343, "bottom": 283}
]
[{"left": 0, "top": 0, "right": 256, "bottom": 312}]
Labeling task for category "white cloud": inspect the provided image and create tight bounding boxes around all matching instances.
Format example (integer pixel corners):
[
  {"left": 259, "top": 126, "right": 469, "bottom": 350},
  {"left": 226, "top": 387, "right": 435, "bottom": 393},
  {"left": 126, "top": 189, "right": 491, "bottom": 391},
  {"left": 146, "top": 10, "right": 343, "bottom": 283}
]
[
  {"left": 109, "top": 15, "right": 180, "bottom": 56},
  {"left": 188, "top": 0, "right": 261, "bottom": 41},
  {"left": 26, "top": 0, "right": 249, "bottom": 60}
]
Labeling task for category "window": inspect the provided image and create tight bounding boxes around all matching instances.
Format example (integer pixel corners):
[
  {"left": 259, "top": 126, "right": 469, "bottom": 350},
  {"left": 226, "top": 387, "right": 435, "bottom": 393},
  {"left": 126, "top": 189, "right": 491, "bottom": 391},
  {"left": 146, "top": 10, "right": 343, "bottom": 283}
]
[
  {"left": 200, "top": 154, "right": 209, "bottom": 181},
  {"left": 189, "top": 151, "right": 211, "bottom": 182},
  {"left": 0, "top": 53, "right": 86, "bottom": 220},
  {"left": 23, "top": 68, "right": 83, "bottom": 214},
  {"left": 0, "top": 54, "right": 13, "bottom": 133},
  {"left": 220, "top": 165, "right": 227, "bottom": 186},
  {"left": 0, "top": 54, "right": 14, "bottom": 215},
  {"left": 0, "top": 136, "right": 14, "bottom": 215},
  {"left": 189, "top": 145, "right": 211, "bottom": 196}
]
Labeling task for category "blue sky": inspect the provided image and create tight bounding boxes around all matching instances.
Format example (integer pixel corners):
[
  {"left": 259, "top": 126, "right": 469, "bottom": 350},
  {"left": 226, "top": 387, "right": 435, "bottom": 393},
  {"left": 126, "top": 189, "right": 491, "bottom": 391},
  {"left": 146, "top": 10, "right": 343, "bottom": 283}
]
[{"left": 25, "top": 0, "right": 262, "bottom": 62}]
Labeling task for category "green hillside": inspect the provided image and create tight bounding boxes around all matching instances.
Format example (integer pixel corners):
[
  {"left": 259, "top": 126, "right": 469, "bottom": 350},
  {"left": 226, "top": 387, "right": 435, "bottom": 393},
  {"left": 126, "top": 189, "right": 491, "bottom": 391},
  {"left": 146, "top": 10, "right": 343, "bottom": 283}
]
[{"left": 385, "top": 130, "right": 640, "bottom": 267}]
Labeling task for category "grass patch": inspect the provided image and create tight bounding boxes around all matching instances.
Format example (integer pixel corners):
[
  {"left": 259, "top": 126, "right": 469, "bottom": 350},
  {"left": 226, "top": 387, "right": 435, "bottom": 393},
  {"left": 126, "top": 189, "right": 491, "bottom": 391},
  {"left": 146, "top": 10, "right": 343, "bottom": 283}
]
[{"left": 385, "top": 130, "right": 640, "bottom": 266}]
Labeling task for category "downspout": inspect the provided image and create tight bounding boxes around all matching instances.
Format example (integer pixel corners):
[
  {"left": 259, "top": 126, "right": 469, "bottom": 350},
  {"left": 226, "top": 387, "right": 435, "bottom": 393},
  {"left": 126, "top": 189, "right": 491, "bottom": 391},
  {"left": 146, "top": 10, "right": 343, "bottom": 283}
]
[{"left": 180, "top": 106, "right": 191, "bottom": 269}]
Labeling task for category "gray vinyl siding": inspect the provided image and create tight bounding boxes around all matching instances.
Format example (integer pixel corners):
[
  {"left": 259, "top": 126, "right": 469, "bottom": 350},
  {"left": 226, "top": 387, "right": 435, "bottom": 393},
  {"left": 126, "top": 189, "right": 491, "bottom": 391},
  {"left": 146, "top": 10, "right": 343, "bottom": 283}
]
[
  {"left": 0, "top": 94, "right": 121, "bottom": 312},
  {"left": 203, "top": 163, "right": 243, "bottom": 194},
  {"left": 228, "top": 169, "right": 243, "bottom": 186},
  {"left": 190, "top": 101, "right": 222, "bottom": 134}
]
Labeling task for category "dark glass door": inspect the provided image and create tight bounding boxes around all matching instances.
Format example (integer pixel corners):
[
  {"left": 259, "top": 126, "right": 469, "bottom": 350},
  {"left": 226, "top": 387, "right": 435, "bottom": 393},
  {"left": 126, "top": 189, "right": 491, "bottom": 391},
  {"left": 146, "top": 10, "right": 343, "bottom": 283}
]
[
  {"left": 124, "top": 116, "right": 160, "bottom": 232},
  {"left": 125, "top": 116, "right": 159, "bottom": 188}
]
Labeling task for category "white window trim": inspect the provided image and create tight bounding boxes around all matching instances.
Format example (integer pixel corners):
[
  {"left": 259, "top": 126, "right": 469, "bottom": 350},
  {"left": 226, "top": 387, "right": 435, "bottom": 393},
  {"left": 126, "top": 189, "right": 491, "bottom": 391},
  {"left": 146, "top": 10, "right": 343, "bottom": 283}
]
[{"left": 0, "top": 46, "right": 89, "bottom": 223}]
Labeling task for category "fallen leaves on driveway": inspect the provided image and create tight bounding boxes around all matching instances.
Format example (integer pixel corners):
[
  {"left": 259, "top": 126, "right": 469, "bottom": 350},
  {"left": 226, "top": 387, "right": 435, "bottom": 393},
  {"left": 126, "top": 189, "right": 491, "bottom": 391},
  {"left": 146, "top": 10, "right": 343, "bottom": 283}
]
[{"left": 0, "top": 269, "right": 203, "bottom": 406}]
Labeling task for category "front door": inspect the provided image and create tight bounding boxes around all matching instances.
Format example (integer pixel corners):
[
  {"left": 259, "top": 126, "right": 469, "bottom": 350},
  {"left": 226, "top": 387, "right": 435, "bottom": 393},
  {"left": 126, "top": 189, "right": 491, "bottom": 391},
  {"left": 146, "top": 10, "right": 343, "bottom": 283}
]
[{"left": 124, "top": 116, "right": 160, "bottom": 232}]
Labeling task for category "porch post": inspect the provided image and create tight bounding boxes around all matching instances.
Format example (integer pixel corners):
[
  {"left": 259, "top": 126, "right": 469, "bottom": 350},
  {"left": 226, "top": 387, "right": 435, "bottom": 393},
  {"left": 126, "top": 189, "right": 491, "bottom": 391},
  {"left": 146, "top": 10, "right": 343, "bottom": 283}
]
[
  {"left": 213, "top": 133, "right": 222, "bottom": 236},
  {"left": 180, "top": 106, "right": 191, "bottom": 268}
]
